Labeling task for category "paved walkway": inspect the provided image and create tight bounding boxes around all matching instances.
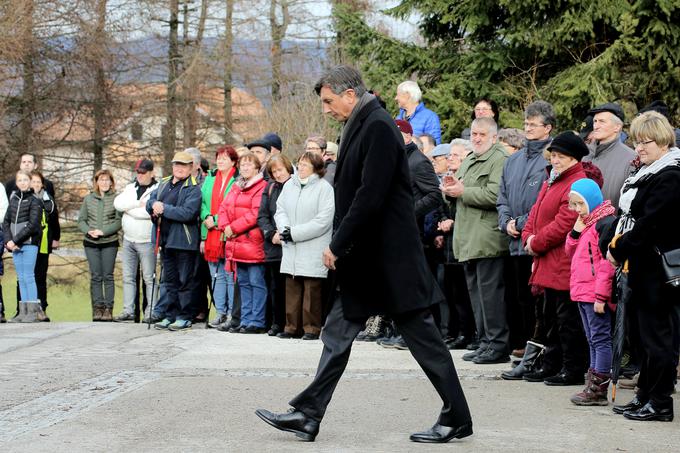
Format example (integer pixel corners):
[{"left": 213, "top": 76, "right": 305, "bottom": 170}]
[{"left": 0, "top": 323, "right": 678, "bottom": 452}]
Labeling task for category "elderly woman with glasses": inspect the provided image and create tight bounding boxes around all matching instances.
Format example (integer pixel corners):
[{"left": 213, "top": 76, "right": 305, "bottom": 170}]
[{"left": 607, "top": 111, "right": 680, "bottom": 422}]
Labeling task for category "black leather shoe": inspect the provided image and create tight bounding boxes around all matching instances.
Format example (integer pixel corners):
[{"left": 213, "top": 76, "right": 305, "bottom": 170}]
[
  {"left": 255, "top": 408, "right": 320, "bottom": 441},
  {"left": 472, "top": 349, "right": 509, "bottom": 364},
  {"left": 544, "top": 370, "right": 585, "bottom": 386},
  {"left": 623, "top": 402, "right": 674, "bottom": 422},
  {"left": 462, "top": 347, "right": 486, "bottom": 362},
  {"left": 244, "top": 326, "right": 267, "bottom": 334},
  {"left": 523, "top": 368, "right": 556, "bottom": 382},
  {"left": 277, "top": 331, "right": 296, "bottom": 339},
  {"left": 302, "top": 333, "right": 319, "bottom": 340},
  {"left": 409, "top": 421, "right": 473, "bottom": 443},
  {"left": 613, "top": 396, "right": 647, "bottom": 415},
  {"left": 446, "top": 335, "right": 470, "bottom": 350}
]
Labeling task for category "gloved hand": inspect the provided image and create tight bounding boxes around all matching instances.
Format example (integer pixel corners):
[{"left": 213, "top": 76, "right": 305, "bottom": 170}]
[{"left": 280, "top": 227, "right": 294, "bottom": 243}]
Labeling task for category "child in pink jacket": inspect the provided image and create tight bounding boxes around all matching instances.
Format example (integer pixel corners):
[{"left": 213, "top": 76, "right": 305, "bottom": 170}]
[{"left": 565, "top": 178, "right": 616, "bottom": 406}]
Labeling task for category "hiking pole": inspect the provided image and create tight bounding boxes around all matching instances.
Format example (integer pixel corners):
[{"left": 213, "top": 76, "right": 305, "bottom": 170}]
[
  {"left": 205, "top": 270, "right": 218, "bottom": 328},
  {"left": 148, "top": 218, "right": 162, "bottom": 330}
]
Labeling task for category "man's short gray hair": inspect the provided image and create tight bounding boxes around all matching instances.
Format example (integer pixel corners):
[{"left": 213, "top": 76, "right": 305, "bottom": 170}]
[
  {"left": 525, "top": 100, "right": 556, "bottom": 127},
  {"left": 397, "top": 80, "right": 422, "bottom": 103},
  {"left": 450, "top": 138, "right": 474, "bottom": 155},
  {"left": 471, "top": 117, "right": 498, "bottom": 135},
  {"left": 184, "top": 147, "right": 202, "bottom": 164},
  {"left": 609, "top": 112, "right": 624, "bottom": 127},
  {"left": 314, "top": 65, "right": 366, "bottom": 97},
  {"left": 498, "top": 128, "right": 526, "bottom": 149}
]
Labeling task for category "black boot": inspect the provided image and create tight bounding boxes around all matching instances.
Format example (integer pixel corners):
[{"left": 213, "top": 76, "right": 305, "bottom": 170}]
[{"left": 501, "top": 341, "right": 545, "bottom": 380}]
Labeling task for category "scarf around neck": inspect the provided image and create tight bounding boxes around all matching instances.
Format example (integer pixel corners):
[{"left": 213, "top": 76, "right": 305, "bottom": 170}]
[
  {"left": 583, "top": 200, "right": 615, "bottom": 229},
  {"left": 616, "top": 147, "right": 680, "bottom": 234}
]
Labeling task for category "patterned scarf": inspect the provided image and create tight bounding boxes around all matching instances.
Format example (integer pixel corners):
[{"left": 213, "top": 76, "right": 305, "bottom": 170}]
[{"left": 583, "top": 200, "right": 615, "bottom": 228}]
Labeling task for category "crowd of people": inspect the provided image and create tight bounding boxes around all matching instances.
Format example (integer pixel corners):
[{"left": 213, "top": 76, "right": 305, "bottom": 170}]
[{"left": 1, "top": 78, "right": 679, "bottom": 424}]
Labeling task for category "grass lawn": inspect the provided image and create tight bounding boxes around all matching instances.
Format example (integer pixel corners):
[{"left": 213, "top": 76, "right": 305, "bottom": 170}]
[{"left": 2, "top": 253, "right": 125, "bottom": 322}]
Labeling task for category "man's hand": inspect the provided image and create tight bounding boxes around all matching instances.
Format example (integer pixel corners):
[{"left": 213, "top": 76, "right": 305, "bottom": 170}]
[
  {"left": 323, "top": 246, "right": 337, "bottom": 270},
  {"left": 434, "top": 236, "right": 444, "bottom": 249},
  {"left": 438, "top": 219, "right": 454, "bottom": 233},
  {"left": 440, "top": 178, "right": 464, "bottom": 198},
  {"left": 152, "top": 201, "right": 164, "bottom": 216},
  {"left": 506, "top": 219, "right": 520, "bottom": 238},
  {"left": 6, "top": 240, "right": 17, "bottom": 251},
  {"left": 52, "top": 240, "right": 59, "bottom": 249}
]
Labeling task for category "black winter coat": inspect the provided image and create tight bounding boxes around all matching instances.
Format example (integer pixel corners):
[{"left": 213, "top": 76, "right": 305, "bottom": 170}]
[
  {"left": 329, "top": 98, "right": 444, "bottom": 320},
  {"left": 610, "top": 165, "right": 680, "bottom": 288},
  {"left": 405, "top": 142, "right": 441, "bottom": 221},
  {"left": 3, "top": 189, "right": 43, "bottom": 247},
  {"left": 257, "top": 179, "right": 288, "bottom": 262}
]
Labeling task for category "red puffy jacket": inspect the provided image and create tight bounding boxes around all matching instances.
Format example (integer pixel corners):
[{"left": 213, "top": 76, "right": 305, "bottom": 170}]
[
  {"left": 522, "top": 163, "right": 586, "bottom": 291},
  {"left": 218, "top": 174, "right": 267, "bottom": 268}
]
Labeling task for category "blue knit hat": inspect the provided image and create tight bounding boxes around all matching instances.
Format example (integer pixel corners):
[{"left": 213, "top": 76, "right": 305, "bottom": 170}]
[{"left": 570, "top": 178, "right": 603, "bottom": 214}]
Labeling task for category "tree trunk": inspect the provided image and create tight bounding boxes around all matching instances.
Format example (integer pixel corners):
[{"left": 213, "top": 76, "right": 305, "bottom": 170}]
[
  {"left": 165, "top": 0, "right": 180, "bottom": 175},
  {"left": 92, "top": 0, "right": 107, "bottom": 174},
  {"left": 269, "top": 0, "right": 289, "bottom": 102},
  {"left": 223, "top": 0, "right": 233, "bottom": 143},
  {"left": 20, "top": 0, "right": 35, "bottom": 157}
]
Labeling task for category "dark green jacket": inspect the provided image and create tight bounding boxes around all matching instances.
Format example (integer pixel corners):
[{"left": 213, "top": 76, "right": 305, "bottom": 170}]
[
  {"left": 452, "top": 143, "right": 509, "bottom": 262},
  {"left": 78, "top": 190, "right": 122, "bottom": 245}
]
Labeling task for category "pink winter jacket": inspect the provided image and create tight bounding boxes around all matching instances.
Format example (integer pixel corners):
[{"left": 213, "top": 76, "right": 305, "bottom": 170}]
[{"left": 565, "top": 223, "right": 616, "bottom": 308}]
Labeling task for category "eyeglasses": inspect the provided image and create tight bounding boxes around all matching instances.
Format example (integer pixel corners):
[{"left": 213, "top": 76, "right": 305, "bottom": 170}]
[
  {"left": 524, "top": 122, "right": 545, "bottom": 129},
  {"left": 633, "top": 139, "right": 655, "bottom": 148}
]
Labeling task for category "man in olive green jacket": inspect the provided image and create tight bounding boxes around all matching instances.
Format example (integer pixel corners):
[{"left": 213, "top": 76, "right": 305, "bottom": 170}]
[{"left": 442, "top": 117, "right": 509, "bottom": 364}]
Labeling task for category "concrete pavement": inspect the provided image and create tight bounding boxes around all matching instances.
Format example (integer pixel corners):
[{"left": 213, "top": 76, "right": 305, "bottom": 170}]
[{"left": 1, "top": 323, "right": 678, "bottom": 452}]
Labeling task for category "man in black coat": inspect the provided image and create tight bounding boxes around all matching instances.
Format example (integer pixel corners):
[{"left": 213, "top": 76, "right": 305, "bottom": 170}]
[{"left": 256, "top": 66, "right": 472, "bottom": 443}]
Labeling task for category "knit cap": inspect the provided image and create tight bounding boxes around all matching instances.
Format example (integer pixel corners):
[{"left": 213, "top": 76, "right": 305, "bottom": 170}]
[{"left": 569, "top": 178, "right": 603, "bottom": 214}]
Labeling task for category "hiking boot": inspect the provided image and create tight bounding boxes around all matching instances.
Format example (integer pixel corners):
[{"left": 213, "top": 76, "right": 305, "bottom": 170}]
[
  {"left": 100, "top": 307, "right": 113, "bottom": 322},
  {"left": 142, "top": 313, "right": 164, "bottom": 324},
  {"left": 570, "top": 370, "right": 610, "bottom": 406},
  {"left": 154, "top": 318, "right": 173, "bottom": 330},
  {"left": 168, "top": 319, "right": 192, "bottom": 331},
  {"left": 619, "top": 372, "right": 639, "bottom": 390},
  {"left": 360, "top": 316, "right": 386, "bottom": 342},
  {"left": 355, "top": 316, "right": 374, "bottom": 341},
  {"left": 113, "top": 312, "right": 135, "bottom": 323},
  {"left": 92, "top": 306, "right": 105, "bottom": 322}
]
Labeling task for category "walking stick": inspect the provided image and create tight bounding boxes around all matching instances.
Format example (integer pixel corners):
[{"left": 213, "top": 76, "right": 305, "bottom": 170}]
[
  {"left": 206, "top": 271, "right": 218, "bottom": 328},
  {"left": 148, "top": 219, "right": 162, "bottom": 330}
]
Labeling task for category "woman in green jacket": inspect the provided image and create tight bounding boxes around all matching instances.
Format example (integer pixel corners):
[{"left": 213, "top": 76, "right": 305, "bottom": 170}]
[{"left": 78, "top": 169, "right": 122, "bottom": 321}]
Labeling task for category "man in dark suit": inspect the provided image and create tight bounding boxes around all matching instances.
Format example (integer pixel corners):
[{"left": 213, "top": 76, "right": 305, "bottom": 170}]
[{"left": 255, "top": 66, "right": 472, "bottom": 443}]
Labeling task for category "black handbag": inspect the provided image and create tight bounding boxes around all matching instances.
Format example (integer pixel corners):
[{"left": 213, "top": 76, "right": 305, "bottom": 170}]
[{"left": 657, "top": 247, "right": 680, "bottom": 287}]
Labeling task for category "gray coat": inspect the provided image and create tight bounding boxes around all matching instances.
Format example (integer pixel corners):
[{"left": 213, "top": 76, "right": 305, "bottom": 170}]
[
  {"left": 275, "top": 174, "right": 335, "bottom": 278},
  {"left": 583, "top": 138, "right": 636, "bottom": 209},
  {"left": 497, "top": 138, "right": 550, "bottom": 256}
]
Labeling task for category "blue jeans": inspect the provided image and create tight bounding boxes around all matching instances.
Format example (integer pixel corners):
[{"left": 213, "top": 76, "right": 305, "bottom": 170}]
[
  {"left": 14, "top": 245, "right": 39, "bottom": 302},
  {"left": 237, "top": 263, "right": 267, "bottom": 328},
  {"left": 208, "top": 260, "right": 234, "bottom": 316}
]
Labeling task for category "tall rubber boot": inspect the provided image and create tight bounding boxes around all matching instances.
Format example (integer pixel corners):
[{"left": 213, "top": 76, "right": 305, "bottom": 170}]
[{"left": 501, "top": 340, "right": 546, "bottom": 380}]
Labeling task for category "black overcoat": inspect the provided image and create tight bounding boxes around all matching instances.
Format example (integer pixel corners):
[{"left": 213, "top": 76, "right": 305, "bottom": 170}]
[{"left": 329, "top": 98, "right": 443, "bottom": 320}]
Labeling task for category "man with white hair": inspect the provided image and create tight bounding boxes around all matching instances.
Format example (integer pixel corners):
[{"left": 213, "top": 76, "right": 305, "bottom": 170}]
[
  {"left": 582, "top": 103, "right": 636, "bottom": 208},
  {"left": 395, "top": 80, "right": 442, "bottom": 144},
  {"left": 184, "top": 147, "right": 205, "bottom": 186}
]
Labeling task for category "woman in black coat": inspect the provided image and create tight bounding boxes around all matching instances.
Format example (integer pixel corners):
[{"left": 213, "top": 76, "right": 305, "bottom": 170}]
[
  {"left": 257, "top": 154, "right": 294, "bottom": 336},
  {"left": 3, "top": 170, "right": 45, "bottom": 322},
  {"left": 608, "top": 111, "right": 680, "bottom": 422}
]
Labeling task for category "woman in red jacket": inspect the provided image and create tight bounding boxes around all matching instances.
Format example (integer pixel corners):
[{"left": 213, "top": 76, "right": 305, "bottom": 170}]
[
  {"left": 218, "top": 152, "right": 268, "bottom": 333},
  {"left": 521, "top": 132, "right": 590, "bottom": 385}
]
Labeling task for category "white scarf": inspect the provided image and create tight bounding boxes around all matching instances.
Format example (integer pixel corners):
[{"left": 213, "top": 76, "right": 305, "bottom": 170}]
[{"left": 616, "top": 147, "right": 680, "bottom": 234}]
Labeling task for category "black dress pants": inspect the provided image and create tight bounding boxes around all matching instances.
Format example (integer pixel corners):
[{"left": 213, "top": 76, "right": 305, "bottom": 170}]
[
  {"left": 631, "top": 274, "right": 680, "bottom": 408},
  {"left": 163, "top": 248, "right": 199, "bottom": 321},
  {"left": 442, "top": 263, "right": 475, "bottom": 339},
  {"left": 289, "top": 294, "right": 471, "bottom": 427},
  {"left": 542, "top": 289, "right": 588, "bottom": 374},
  {"left": 505, "top": 256, "right": 539, "bottom": 348}
]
